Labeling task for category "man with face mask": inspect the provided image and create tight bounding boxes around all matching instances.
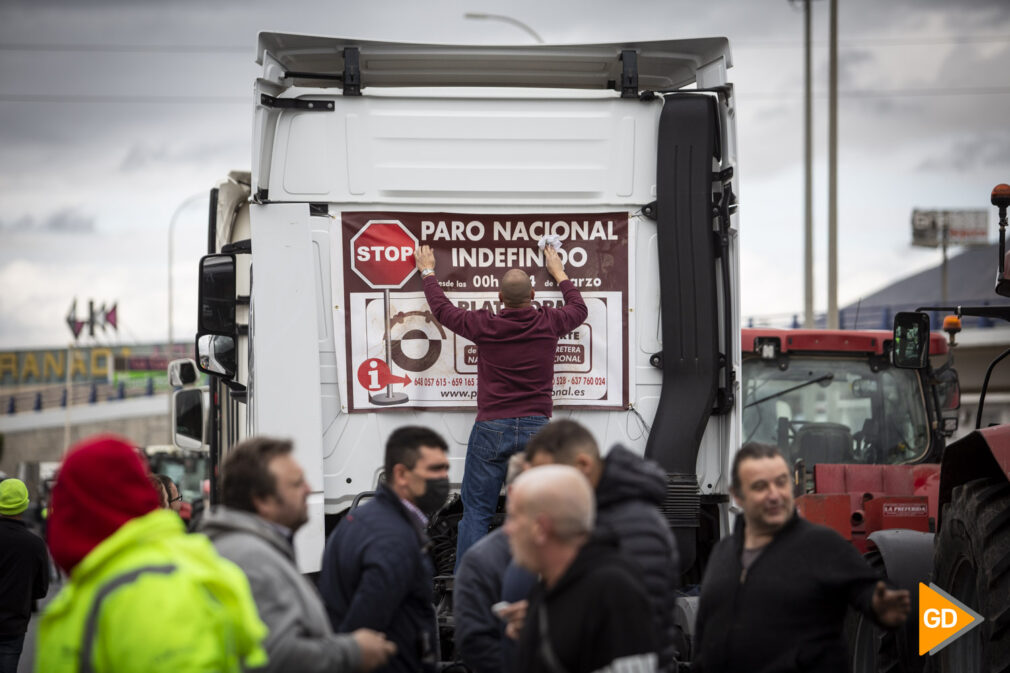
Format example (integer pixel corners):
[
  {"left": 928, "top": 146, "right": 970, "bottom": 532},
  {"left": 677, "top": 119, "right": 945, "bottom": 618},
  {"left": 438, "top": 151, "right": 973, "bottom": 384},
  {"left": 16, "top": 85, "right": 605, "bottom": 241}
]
[{"left": 320, "top": 426, "right": 451, "bottom": 673}]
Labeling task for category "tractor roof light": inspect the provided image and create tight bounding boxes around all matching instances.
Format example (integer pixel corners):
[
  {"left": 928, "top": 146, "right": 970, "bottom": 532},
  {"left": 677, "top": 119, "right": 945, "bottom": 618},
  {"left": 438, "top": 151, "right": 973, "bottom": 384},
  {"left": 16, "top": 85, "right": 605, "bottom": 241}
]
[{"left": 943, "top": 315, "right": 962, "bottom": 347}]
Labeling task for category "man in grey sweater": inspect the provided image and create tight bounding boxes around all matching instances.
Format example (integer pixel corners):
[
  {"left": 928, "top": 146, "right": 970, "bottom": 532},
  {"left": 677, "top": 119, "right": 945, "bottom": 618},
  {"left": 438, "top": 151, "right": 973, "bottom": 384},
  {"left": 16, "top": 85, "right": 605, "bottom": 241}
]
[{"left": 201, "top": 437, "right": 396, "bottom": 673}]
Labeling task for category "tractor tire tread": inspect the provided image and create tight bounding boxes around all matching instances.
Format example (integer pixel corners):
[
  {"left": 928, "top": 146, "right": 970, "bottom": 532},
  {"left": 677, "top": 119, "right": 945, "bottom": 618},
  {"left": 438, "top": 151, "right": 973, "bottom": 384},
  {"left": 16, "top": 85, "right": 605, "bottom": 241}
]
[{"left": 934, "top": 477, "right": 1010, "bottom": 673}]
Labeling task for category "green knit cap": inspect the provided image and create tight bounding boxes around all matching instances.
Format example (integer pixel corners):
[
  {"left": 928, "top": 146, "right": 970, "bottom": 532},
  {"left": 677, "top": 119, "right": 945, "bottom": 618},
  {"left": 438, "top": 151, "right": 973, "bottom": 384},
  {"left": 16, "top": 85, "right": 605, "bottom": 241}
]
[{"left": 0, "top": 478, "right": 30, "bottom": 516}]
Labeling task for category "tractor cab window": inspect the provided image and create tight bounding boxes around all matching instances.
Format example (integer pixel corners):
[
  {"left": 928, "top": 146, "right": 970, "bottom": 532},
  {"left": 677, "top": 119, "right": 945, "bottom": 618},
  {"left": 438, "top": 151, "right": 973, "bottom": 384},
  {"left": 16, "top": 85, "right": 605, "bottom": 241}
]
[{"left": 742, "top": 356, "right": 931, "bottom": 466}]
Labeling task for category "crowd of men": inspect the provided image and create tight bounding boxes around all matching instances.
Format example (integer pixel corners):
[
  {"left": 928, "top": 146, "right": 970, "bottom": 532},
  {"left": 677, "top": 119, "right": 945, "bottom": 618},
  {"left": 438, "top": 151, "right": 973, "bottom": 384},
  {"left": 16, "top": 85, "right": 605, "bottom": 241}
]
[{"left": 0, "top": 249, "right": 910, "bottom": 673}]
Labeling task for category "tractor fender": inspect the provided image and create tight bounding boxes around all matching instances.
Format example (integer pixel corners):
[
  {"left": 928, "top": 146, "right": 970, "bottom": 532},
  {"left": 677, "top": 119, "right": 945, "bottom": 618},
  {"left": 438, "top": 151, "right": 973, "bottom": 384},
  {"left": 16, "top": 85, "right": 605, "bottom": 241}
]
[
  {"left": 866, "top": 528, "right": 934, "bottom": 592},
  {"left": 852, "top": 530, "right": 934, "bottom": 672},
  {"left": 937, "top": 425, "right": 1010, "bottom": 529}
]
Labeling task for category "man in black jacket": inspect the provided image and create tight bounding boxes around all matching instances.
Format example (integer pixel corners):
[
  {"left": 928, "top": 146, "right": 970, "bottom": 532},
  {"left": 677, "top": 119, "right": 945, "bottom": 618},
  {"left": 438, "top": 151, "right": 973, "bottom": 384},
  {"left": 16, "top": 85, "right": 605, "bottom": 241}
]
[
  {"left": 693, "top": 443, "right": 911, "bottom": 673},
  {"left": 506, "top": 464, "right": 657, "bottom": 673},
  {"left": 0, "top": 478, "right": 49, "bottom": 673},
  {"left": 525, "top": 419, "right": 680, "bottom": 670},
  {"left": 320, "top": 427, "right": 451, "bottom": 673}
]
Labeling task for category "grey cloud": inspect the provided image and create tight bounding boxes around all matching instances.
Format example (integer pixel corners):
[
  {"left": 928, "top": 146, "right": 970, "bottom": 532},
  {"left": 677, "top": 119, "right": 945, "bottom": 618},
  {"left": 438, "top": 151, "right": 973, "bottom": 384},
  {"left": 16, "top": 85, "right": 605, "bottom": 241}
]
[
  {"left": 841, "top": 0, "right": 1010, "bottom": 35},
  {"left": 8, "top": 215, "right": 34, "bottom": 231},
  {"left": 119, "top": 139, "right": 246, "bottom": 172},
  {"left": 120, "top": 144, "right": 169, "bottom": 172},
  {"left": 0, "top": 209, "right": 95, "bottom": 233},
  {"left": 932, "top": 41, "right": 1010, "bottom": 88},
  {"left": 753, "top": 102, "right": 794, "bottom": 123},
  {"left": 46, "top": 209, "right": 95, "bottom": 233},
  {"left": 917, "top": 132, "right": 1010, "bottom": 172},
  {"left": 910, "top": 0, "right": 1010, "bottom": 25},
  {"left": 814, "top": 48, "right": 876, "bottom": 89}
]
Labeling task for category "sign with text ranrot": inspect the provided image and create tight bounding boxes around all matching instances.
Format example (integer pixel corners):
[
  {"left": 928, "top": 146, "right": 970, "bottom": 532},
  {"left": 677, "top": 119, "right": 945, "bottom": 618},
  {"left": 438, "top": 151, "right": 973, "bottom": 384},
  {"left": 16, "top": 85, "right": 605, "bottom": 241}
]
[{"left": 338, "top": 211, "right": 629, "bottom": 412}]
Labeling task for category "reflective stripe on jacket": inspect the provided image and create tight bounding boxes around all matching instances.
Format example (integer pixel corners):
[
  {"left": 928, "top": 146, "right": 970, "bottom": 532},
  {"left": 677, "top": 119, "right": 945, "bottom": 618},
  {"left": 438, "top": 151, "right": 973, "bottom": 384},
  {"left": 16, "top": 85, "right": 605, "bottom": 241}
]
[{"left": 36, "top": 509, "right": 268, "bottom": 673}]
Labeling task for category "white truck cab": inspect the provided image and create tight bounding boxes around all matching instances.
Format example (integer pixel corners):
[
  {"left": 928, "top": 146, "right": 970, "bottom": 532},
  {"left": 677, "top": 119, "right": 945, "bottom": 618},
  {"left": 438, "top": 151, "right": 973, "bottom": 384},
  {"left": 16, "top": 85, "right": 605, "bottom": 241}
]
[{"left": 175, "top": 34, "right": 742, "bottom": 600}]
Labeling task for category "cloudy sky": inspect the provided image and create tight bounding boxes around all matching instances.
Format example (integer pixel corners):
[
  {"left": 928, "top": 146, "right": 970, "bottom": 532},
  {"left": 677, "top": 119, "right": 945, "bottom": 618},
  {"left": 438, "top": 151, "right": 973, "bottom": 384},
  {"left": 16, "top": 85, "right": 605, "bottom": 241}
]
[{"left": 1, "top": 0, "right": 1008, "bottom": 349}]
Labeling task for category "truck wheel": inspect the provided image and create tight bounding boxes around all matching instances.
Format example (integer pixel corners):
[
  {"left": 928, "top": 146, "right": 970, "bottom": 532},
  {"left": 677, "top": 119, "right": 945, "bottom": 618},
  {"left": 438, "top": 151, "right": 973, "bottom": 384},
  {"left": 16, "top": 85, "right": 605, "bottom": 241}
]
[
  {"left": 933, "top": 477, "right": 1010, "bottom": 673},
  {"left": 847, "top": 550, "right": 911, "bottom": 673}
]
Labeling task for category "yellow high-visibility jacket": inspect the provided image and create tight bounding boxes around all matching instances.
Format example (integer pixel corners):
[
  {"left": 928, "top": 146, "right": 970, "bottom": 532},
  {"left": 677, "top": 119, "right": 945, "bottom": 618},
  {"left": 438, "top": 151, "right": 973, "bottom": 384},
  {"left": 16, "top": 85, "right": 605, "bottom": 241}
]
[{"left": 36, "top": 509, "right": 268, "bottom": 673}]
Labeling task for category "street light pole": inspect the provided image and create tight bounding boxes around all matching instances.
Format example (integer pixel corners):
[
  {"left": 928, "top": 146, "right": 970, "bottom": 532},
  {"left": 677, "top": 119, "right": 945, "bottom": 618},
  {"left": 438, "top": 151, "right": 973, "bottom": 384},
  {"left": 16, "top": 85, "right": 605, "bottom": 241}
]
[
  {"left": 827, "top": 0, "right": 839, "bottom": 329},
  {"left": 168, "top": 193, "right": 208, "bottom": 351},
  {"left": 463, "top": 12, "right": 544, "bottom": 43},
  {"left": 803, "top": 0, "right": 815, "bottom": 328}
]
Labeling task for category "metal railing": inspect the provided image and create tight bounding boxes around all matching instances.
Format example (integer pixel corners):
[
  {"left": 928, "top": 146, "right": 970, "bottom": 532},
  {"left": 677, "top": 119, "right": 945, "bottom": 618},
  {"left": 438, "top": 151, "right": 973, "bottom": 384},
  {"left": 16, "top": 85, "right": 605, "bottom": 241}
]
[{"left": 745, "top": 299, "right": 1008, "bottom": 332}]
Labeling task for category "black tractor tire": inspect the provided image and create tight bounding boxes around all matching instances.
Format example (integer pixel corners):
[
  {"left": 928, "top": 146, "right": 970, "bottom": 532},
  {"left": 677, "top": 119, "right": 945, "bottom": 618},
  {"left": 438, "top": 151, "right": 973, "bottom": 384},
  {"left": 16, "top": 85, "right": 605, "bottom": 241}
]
[
  {"left": 933, "top": 477, "right": 1010, "bottom": 673},
  {"left": 847, "top": 550, "right": 919, "bottom": 673}
]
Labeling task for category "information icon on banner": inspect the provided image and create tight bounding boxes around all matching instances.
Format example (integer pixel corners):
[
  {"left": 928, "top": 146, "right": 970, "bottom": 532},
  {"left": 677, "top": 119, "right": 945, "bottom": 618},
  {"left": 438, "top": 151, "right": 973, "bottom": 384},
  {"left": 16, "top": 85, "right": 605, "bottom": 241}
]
[{"left": 350, "top": 220, "right": 419, "bottom": 406}]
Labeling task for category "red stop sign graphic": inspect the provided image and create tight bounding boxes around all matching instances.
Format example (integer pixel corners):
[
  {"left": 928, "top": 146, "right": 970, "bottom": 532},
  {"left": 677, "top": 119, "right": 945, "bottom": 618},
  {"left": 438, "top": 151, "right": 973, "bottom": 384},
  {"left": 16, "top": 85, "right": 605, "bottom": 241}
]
[{"left": 350, "top": 220, "right": 419, "bottom": 289}]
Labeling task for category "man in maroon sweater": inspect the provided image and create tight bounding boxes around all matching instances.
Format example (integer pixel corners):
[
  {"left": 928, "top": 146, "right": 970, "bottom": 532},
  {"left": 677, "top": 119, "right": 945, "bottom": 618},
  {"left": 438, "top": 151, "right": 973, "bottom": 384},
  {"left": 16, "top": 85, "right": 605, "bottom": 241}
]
[{"left": 413, "top": 244, "right": 588, "bottom": 567}]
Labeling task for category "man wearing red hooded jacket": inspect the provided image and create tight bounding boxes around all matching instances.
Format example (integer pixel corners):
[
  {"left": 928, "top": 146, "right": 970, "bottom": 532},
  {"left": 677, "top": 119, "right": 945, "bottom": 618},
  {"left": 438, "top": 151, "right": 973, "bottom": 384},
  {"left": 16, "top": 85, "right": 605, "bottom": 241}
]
[{"left": 35, "top": 434, "right": 268, "bottom": 673}]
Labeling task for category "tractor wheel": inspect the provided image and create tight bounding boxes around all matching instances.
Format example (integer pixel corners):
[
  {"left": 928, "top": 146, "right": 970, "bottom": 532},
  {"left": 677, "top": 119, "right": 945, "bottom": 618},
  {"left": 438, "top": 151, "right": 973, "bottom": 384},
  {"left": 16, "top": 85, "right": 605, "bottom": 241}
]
[
  {"left": 933, "top": 478, "right": 1010, "bottom": 673},
  {"left": 848, "top": 549, "right": 917, "bottom": 673}
]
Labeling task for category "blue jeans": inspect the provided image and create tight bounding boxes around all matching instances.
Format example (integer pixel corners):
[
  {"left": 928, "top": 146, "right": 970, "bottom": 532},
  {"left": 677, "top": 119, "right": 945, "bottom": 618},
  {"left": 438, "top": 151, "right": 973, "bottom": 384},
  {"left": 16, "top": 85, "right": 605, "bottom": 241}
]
[
  {"left": 0, "top": 633, "right": 25, "bottom": 673},
  {"left": 455, "top": 416, "right": 549, "bottom": 570}
]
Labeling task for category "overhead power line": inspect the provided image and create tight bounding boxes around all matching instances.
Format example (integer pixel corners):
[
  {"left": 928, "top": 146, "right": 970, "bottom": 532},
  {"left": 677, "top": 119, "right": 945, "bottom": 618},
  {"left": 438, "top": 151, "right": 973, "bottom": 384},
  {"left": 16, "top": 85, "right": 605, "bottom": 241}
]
[
  {"left": 734, "top": 34, "right": 1010, "bottom": 48},
  {"left": 743, "top": 85, "right": 1010, "bottom": 100},
  {"left": 0, "top": 94, "right": 247, "bottom": 104},
  {"left": 0, "top": 43, "right": 249, "bottom": 53}
]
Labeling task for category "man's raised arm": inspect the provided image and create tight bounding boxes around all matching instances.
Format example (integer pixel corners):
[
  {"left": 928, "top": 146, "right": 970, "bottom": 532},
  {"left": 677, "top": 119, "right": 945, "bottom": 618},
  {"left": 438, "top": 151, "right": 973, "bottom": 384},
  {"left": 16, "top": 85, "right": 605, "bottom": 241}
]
[{"left": 544, "top": 246, "right": 588, "bottom": 333}]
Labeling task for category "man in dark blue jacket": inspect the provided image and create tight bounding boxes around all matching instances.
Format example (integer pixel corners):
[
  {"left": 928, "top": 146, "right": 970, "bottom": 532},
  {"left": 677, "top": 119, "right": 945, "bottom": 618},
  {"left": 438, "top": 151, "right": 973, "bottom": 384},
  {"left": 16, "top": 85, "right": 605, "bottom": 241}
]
[{"left": 320, "top": 427, "right": 451, "bottom": 673}]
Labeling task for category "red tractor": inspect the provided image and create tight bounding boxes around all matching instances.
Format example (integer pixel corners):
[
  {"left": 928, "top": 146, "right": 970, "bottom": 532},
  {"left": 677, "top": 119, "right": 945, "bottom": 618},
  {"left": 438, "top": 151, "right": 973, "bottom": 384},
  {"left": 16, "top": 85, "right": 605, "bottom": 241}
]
[
  {"left": 742, "top": 327, "right": 956, "bottom": 552},
  {"left": 886, "top": 184, "right": 1010, "bottom": 673},
  {"left": 744, "top": 184, "right": 1010, "bottom": 672},
  {"left": 742, "top": 326, "right": 957, "bottom": 672}
]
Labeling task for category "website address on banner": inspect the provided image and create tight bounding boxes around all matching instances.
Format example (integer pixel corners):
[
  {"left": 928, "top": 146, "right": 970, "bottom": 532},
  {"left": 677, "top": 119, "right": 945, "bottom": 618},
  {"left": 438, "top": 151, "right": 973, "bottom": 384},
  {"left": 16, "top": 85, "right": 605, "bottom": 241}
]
[{"left": 439, "top": 390, "right": 478, "bottom": 399}]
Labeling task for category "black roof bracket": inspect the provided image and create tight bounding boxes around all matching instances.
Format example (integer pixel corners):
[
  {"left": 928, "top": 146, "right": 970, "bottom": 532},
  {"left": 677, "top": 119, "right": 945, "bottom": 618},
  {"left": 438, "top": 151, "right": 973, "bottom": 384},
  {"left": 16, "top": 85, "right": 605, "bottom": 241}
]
[
  {"left": 222, "top": 239, "right": 252, "bottom": 254},
  {"left": 619, "top": 49, "right": 639, "bottom": 98},
  {"left": 343, "top": 47, "right": 362, "bottom": 95},
  {"left": 259, "top": 94, "right": 334, "bottom": 111}
]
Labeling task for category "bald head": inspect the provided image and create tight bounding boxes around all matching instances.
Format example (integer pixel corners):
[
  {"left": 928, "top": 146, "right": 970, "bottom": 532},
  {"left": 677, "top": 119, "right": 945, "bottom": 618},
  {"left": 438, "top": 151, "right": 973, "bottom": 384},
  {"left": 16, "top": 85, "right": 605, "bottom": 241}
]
[
  {"left": 512, "top": 464, "right": 595, "bottom": 541},
  {"left": 500, "top": 269, "right": 533, "bottom": 307}
]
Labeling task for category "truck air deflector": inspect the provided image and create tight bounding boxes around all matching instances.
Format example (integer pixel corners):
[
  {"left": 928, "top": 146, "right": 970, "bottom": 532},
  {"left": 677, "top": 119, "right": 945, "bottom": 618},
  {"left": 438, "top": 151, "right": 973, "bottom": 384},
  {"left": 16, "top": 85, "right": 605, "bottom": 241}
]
[
  {"left": 257, "top": 33, "right": 730, "bottom": 92},
  {"left": 645, "top": 94, "right": 721, "bottom": 570}
]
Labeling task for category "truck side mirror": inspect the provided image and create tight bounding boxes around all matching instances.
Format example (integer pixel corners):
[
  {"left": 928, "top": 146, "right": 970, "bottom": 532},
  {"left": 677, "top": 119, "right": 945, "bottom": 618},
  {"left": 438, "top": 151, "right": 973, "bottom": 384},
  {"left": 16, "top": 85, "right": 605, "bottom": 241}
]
[
  {"left": 892, "top": 312, "right": 931, "bottom": 369},
  {"left": 168, "top": 358, "right": 199, "bottom": 388},
  {"left": 997, "top": 249, "right": 1010, "bottom": 298},
  {"left": 935, "top": 367, "right": 960, "bottom": 411},
  {"left": 172, "top": 387, "right": 206, "bottom": 450},
  {"left": 933, "top": 366, "right": 960, "bottom": 437},
  {"left": 198, "top": 254, "right": 237, "bottom": 334},
  {"left": 197, "top": 335, "right": 237, "bottom": 378},
  {"left": 994, "top": 183, "right": 1010, "bottom": 297},
  {"left": 196, "top": 253, "right": 238, "bottom": 379}
]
